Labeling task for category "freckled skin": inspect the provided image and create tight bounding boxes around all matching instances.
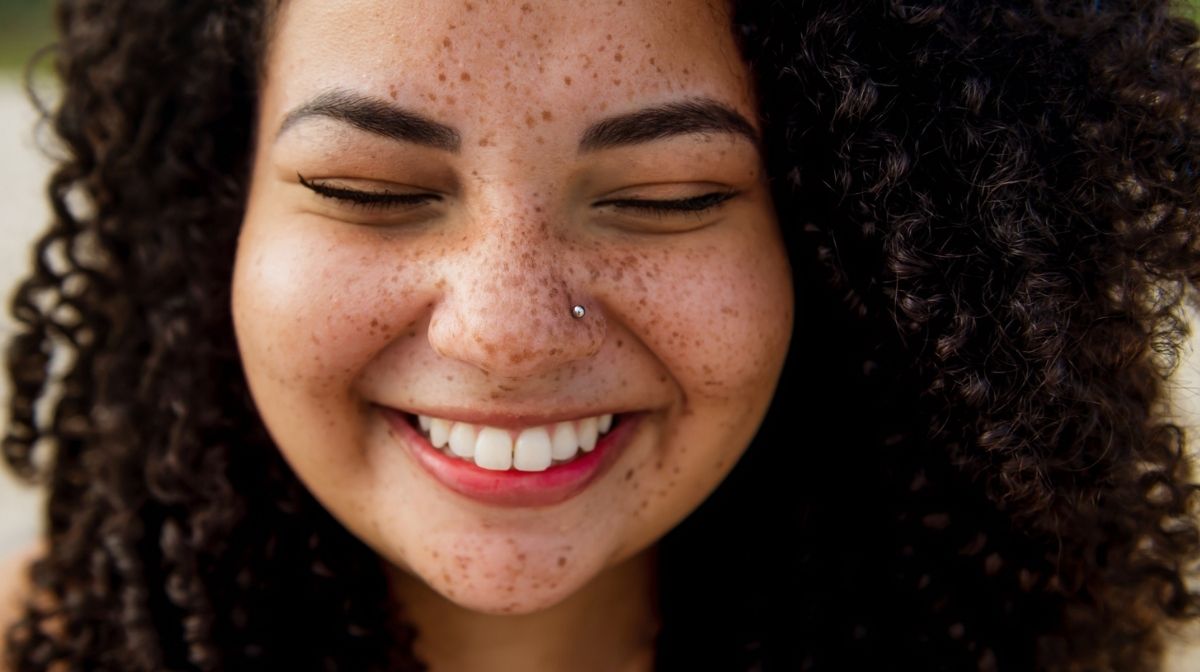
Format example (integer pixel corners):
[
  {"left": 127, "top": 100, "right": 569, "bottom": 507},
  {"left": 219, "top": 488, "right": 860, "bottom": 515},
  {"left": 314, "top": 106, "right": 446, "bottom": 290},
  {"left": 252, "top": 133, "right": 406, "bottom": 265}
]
[{"left": 232, "top": 0, "right": 790, "bottom": 649}]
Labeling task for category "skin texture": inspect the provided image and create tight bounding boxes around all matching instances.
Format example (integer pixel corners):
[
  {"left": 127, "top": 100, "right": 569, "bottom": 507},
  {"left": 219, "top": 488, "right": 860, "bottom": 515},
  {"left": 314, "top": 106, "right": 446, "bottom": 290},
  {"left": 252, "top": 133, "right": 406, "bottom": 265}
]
[{"left": 232, "top": 0, "right": 791, "bottom": 668}]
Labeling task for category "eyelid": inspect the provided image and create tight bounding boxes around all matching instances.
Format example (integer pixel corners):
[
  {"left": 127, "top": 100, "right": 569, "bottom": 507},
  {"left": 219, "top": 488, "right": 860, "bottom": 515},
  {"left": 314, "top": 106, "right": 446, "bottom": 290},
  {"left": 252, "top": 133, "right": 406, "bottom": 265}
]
[
  {"left": 296, "top": 173, "right": 739, "bottom": 218},
  {"left": 297, "top": 173, "right": 442, "bottom": 210},
  {"left": 593, "top": 190, "right": 739, "bottom": 216}
]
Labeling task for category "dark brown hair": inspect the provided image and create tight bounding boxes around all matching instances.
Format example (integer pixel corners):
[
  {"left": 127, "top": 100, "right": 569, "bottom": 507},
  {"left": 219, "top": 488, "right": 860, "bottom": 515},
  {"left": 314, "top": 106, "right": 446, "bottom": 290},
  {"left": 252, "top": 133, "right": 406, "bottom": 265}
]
[{"left": 5, "top": 1, "right": 1200, "bottom": 670}]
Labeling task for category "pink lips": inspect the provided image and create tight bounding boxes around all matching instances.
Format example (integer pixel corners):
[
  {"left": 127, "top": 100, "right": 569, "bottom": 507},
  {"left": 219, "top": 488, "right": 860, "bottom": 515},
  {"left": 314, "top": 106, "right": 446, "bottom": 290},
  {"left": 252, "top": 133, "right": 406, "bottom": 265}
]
[{"left": 382, "top": 408, "right": 639, "bottom": 508}]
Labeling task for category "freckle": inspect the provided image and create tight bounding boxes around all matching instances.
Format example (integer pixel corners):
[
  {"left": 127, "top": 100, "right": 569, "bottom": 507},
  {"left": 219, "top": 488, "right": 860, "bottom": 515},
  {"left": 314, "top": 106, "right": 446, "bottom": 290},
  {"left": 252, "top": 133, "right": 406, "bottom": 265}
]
[
  {"left": 524, "top": 112, "right": 536, "bottom": 128},
  {"left": 460, "top": 71, "right": 471, "bottom": 82},
  {"left": 614, "top": 52, "right": 623, "bottom": 62},
  {"left": 388, "top": 84, "right": 397, "bottom": 99},
  {"left": 465, "top": 1, "right": 474, "bottom": 9},
  {"left": 521, "top": 2, "right": 532, "bottom": 12},
  {"left": 563, "top": 76, "right": 572, "bottom": 85},
  {"left": 438, "top": 72, "right": 447, "bottom": 82},
  {"left": 442, "top": 37, "right": 452, "bottom": 48},
  {"left": 479, "top": 137, "right": 489, "bottom": 146},
  {"left": 624, "top": 468, "right": 634, "bottom": 481},
  {"left": 557, "top": 556, "right": 567, "bottom": 567}
]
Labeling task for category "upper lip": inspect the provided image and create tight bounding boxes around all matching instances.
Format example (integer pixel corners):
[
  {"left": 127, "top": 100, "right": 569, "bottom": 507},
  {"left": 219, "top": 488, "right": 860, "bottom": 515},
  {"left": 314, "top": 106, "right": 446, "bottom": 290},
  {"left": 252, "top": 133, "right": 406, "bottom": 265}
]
[{"left": 377, "top": 404, "right": 629, "bottom": 429}]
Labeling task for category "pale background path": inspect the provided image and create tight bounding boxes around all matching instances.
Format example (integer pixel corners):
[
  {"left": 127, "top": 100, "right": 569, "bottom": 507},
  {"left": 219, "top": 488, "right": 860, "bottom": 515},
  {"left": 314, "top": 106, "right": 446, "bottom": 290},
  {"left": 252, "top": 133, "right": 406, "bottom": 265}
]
[
  {"left": 0, "top": 79, "right": 1198, "bottom": 665},
  {"left": 0, "top": 78, "right": 50, "bottom": 557}
]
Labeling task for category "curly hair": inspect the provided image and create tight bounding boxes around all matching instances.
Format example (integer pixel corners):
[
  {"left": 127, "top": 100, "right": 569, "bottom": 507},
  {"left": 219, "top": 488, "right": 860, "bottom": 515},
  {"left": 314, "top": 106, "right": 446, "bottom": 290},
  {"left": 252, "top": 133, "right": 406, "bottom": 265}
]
[{"left": 3, "top": 0, "right": 1200, "bottom": 670}]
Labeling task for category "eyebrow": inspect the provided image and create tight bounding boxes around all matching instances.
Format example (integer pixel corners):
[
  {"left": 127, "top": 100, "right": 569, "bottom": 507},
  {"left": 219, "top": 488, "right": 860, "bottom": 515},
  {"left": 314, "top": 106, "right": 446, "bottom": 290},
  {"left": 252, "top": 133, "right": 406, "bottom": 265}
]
[
  {"left": 277, "top": 90, "right": 462, "bottom": 152},
  {"left": 577, "top": 98, "right": 759, "bottom": 153},
  {"left": 276, "top": 89, "right": 759, "bottom": 153}
]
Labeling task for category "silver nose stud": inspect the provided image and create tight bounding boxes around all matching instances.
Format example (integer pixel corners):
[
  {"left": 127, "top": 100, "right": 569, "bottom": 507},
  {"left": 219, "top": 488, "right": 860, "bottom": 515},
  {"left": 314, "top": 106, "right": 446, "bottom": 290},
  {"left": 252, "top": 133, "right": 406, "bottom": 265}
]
[{"left": 571, "top": 305, "right": 586, "bottom": 319}]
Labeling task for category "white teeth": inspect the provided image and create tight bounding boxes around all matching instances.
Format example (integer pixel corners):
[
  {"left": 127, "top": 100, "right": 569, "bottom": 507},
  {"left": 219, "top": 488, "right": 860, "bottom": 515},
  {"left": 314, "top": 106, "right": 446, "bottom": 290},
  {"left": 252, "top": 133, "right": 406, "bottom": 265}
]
[
  {"left": 577, "top": 416, "right": 598, "bottom": 452},
  {"left": 513, "top": 427, "right": 552, "bottom": 472},
  {"left": 448, "top": 422, "right": 477, "bottom": 459},
  {"left": 429, "top": 417, "right": 451, "bottom": 448},
  {"left": 411, "top": 411, "right": 619, "bottom": 472},
  {"left": 474, "top": 427, "right": 513, "bottom": 471},
  {"left": 550, "top": 422, "right": 578, "bottom": 461}
]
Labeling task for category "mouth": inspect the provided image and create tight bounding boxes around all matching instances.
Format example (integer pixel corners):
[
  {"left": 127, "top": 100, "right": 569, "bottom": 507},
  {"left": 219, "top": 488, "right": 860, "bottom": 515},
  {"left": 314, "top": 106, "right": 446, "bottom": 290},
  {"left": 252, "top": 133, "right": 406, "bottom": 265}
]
[
  {"left": 413, "top": 411, "right": 622, "bottom": 472},
  {"left": 381, "top": 407, "right": 640, "bottom": 508}
]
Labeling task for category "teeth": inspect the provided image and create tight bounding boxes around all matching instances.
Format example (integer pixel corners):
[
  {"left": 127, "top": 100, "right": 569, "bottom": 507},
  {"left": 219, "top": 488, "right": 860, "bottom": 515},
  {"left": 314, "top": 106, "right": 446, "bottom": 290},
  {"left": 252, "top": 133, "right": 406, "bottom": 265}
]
[
  {"left": 513, "top": 427, "right": 552, "bottom": 472},
  {"left": 577, "top": 416, "right": 598, "bottom": 452},
  {"left": 413, "top": 412, "right": 619, "bottom": 472},
  {"left": 550, "top": 422, "right": 578, "bottom": 461},
  {"left": 474, "top": 427, "right": 513, "bottom": 471},
  {"left": 429, "top": 417, "right": 451, "bottom": 448},
  {"left": 448, "top": 422, "right": 477, "bottom": 459}
]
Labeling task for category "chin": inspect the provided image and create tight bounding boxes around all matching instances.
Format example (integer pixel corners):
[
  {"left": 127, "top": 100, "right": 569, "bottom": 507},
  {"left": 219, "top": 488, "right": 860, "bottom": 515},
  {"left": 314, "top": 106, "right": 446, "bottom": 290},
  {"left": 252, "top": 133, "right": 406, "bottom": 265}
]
[{"left": 420, "top": 556, "right": 588, "bottom": 616}]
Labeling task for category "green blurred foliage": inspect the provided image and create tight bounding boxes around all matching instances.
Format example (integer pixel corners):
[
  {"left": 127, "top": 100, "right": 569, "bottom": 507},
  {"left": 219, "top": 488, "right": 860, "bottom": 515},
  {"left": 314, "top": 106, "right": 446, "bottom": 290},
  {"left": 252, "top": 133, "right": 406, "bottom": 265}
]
[{"left": 0, "top": 0, "right": 52, "bottom": 73}]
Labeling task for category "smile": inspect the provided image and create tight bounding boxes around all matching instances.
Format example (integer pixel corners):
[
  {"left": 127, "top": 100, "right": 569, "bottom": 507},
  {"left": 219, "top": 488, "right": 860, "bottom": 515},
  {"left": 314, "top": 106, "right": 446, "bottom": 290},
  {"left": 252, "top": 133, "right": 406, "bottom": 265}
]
[
  {"left": 381, "top": 407, "right": 640, "bottom": 508},
  {"left": 416, "top": 412, "right": 617, "bottom": 472}
]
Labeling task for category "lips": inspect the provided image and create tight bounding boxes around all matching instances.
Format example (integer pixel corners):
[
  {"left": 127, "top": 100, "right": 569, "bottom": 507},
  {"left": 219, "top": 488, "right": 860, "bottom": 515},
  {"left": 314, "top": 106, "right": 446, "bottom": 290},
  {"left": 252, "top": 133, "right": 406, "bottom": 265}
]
[{"left": 381, "top": 407, "right": 641, "bottom": 508}]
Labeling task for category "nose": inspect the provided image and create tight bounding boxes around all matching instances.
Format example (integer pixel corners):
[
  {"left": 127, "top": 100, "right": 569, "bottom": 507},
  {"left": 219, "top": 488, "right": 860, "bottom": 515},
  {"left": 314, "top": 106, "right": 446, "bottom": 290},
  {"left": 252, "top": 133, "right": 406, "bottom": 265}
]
[{"left": 427, "top": 224, "right": 606, "bottom": 378}]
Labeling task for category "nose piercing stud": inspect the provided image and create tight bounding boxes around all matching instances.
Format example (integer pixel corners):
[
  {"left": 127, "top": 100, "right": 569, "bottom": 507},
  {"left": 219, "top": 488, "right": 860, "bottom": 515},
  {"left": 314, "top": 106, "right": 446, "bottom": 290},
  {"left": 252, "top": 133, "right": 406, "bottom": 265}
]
[{"left": 571, "top": 305, "right": 586, "bottom": 319}]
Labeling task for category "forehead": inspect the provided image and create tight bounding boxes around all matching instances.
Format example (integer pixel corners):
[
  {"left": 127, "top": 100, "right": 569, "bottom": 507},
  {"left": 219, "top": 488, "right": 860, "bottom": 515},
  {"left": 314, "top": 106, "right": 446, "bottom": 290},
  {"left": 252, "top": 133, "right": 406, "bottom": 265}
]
[{"left": 265, "top": 0, "right": 754, "bottom": 129}]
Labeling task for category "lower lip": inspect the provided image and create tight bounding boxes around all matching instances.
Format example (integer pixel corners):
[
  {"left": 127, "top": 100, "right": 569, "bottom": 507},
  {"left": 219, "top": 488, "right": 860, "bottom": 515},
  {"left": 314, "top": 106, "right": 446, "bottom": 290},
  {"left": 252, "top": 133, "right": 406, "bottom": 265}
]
[{"left": 382, "top": 408, "right": 640, "bottom": 508}]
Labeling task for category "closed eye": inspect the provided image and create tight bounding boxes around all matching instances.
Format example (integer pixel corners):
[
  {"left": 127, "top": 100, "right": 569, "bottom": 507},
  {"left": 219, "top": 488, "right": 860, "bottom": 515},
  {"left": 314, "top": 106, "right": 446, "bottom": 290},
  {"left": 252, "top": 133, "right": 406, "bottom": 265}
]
[
  {"left": 298, "top": 173, "right": 738, "bottom": 218},
  {"left": 594, "top": 191, "right": 738, "bottom": 216},
  {"left": 298, "top": 173, "right": 441, "bottom": 210}
]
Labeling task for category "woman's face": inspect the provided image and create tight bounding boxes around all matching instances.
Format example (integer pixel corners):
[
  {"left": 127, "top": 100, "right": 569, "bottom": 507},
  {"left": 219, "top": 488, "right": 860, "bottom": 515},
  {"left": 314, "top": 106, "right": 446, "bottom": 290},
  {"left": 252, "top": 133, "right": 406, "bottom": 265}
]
[{"left": 233, "top": 0, "right": 792, "bottom": 614}]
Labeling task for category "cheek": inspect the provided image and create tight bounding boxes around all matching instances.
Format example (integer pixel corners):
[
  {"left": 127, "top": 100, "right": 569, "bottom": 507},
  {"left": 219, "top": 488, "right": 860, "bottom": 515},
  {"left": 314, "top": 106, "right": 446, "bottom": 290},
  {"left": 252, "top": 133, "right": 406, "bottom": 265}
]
[
  {"left": 594, "top": 233, "right": 792, "bottom": 403},
  {"left": 232, "top": 223, "right": 433, "bottom": 395}
]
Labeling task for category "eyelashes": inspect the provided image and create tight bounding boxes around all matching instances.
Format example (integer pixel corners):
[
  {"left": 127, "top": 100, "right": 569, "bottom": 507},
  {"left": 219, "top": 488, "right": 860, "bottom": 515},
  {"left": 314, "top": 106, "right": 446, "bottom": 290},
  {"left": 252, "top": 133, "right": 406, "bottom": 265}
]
[
  {"left": 298, "top": 174, "right": 441, "bottom": 211},
  {"left": 593, "top": 191, "right": 738, "bottom": 216},
  {"left": 297, "top": 174, "right": 738, "bottom": 216}
]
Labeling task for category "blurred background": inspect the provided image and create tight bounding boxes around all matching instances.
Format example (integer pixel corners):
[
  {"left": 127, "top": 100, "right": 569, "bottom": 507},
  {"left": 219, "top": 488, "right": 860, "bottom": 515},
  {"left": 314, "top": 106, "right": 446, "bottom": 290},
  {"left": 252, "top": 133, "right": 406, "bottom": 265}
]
[
  {"left": 1, "top": 0, "right": 1200, "bottom": 665},
  {"left": 0, "top": 0, "right": 53, "bottom": 557}
]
